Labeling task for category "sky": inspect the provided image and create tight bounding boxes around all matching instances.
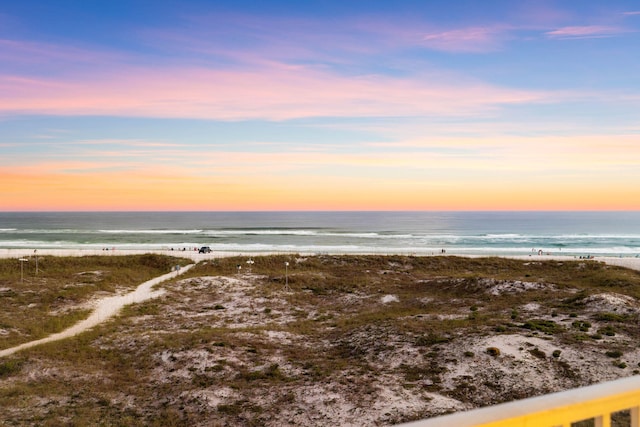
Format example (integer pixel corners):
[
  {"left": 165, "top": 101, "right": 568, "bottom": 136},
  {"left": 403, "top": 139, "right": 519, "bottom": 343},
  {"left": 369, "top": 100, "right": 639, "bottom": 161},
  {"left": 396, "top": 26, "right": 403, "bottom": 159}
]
[{"left": 1, "top": 0, "right": 639, "bottom": 211}]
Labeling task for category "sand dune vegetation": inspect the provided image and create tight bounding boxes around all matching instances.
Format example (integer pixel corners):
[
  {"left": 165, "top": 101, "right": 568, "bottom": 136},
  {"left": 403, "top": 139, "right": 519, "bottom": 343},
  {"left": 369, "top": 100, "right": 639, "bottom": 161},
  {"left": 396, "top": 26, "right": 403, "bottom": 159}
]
[{"left": 2, "top": 254, "right": 640, "bottom": 426}]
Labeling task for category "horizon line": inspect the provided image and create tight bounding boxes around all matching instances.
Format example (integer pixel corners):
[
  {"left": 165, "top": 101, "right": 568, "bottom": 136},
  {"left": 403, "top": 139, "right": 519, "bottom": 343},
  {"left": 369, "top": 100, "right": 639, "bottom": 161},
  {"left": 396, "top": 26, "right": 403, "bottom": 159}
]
[{"left": 2, "top": 209, "right": 640, "bottom": 213}]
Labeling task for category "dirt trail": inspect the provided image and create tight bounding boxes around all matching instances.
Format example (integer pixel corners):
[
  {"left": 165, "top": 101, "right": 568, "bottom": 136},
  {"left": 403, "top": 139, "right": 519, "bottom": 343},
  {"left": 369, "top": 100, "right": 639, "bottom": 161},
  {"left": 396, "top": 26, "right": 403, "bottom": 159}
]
[{"left": 0, "top": 264, "right": 195, "bottom": 358}]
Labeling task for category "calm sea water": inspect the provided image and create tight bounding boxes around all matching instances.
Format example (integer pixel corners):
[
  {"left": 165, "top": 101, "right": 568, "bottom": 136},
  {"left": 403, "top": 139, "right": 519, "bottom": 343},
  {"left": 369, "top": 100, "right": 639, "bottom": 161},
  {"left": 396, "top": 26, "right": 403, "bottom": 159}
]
[{"left": 1, "top": 211, "right": 639, "bottom": 257}]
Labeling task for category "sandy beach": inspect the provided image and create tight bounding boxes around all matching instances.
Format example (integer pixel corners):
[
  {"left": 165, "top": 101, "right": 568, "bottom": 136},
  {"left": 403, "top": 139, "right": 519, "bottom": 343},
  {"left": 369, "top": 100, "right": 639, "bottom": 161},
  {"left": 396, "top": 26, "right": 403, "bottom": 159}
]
[
  {"left": 0, "top": 248, "right": 287, "bottom": 263},
  {"left": 2, "top": 248, "right": 640, "bottom": 271}
]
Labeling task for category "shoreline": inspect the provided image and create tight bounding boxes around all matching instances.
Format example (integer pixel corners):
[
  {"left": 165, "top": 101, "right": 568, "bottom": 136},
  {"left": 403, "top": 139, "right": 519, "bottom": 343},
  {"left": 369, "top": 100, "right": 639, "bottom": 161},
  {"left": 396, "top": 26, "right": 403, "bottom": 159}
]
[{"left": 2, "top": 248, "right": 640, "bottom": 272}]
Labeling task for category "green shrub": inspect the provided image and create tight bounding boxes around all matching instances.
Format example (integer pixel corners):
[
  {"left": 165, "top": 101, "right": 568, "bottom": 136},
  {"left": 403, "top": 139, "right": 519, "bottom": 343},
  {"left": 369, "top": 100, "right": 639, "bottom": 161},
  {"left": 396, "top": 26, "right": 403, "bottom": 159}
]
[
  {"left": 598, "top": 326, "right": 616, "bottom": 336},
  {"left": 236, "top": 364, "right": 285, "bottom": 382},
  {"left": 400, "top": 363, "right": 446, "bottom": 382},
  {"left": 605, "top": 350, "right": 623, "bottom": 358},
  {"left": 0, "top": 359, "right": 23, "bottom": 378},
  {"left": 218, "top": 403, "right": 243, "bottom": 415},
  {"left": 529, "top": 348, "right": 546, "bottom": 359},
  {"left": 571, "top": 320, "right": 591, "bottom": 332},
  {"left": 595, "top": 312, "right": 627, "bottom": 322},
  {"left": 522, "top": 319, "right": 560, "bottom": 334},
  {"left": 552, "top": 350, "right": 561, "bottom": 358},
  {"left": 415, "top": 334, "right": 450, "bottom": 346}
]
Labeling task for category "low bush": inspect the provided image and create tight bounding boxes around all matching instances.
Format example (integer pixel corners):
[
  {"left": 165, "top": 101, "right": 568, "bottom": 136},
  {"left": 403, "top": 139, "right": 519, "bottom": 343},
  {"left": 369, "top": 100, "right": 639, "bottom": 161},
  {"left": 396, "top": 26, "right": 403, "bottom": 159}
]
[
  {"left": 529, "top": 348, "right": 546, "bottom": 359},
  {"left": 0, "top": 359, "right": 24, "bottom": 378},
  {"left": 595, "top": 312, "right": 627, "bottom": 322},
  {"left": 415, "top": 333, "right": 450, "bottom": 346},
  {"left": 486, "top": 347, "right": 500, "bottom": 357},
  {"left": 598, "top": 326, "right": 616, "bottom": 336},
  {"left": 522, "top": 319, "right": 560, "bottom": 334},
  {"left": 606, "top": 350, "right": 623, "bottom": 358},
  {"left": 571, "top": 320, "right": 591, "bottom": 332}
]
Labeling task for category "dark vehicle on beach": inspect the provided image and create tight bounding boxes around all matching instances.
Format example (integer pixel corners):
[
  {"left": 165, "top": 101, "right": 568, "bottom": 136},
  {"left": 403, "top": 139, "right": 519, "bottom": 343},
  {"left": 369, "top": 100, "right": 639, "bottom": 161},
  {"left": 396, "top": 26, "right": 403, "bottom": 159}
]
[{"left": 198, "top": 246, "right": 212, "bottom": 253}]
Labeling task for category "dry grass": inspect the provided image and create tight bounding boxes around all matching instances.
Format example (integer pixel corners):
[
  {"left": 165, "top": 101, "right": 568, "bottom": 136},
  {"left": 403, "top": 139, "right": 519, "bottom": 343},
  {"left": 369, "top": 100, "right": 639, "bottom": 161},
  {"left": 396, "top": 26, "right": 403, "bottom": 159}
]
[{"left": 0, "top": 254, "right": 191, "bottom": 350}]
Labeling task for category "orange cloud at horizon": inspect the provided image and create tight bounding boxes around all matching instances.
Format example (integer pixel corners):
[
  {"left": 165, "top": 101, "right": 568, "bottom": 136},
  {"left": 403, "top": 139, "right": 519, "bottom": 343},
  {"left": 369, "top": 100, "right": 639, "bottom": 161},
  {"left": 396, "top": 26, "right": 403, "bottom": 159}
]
[
  {"left": 2, "top": 130, "right": 639, "bottom": 212},
  {"left": 1, "top": 167, "right": 638, "bottom": 211}
]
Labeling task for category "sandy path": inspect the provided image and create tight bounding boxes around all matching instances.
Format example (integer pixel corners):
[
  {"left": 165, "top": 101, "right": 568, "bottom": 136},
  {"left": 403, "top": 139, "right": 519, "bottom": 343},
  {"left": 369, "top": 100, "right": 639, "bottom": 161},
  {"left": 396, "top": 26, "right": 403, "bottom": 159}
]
[{"left": 0, "top": 264, "right": 194, "bottom": 358}]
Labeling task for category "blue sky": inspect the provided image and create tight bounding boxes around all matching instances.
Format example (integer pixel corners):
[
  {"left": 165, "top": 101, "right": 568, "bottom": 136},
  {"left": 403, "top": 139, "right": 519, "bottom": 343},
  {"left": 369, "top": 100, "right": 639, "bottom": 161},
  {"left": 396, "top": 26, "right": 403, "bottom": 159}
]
[{"left": 1, "top": 0, "right": 639, "bottom": 210}]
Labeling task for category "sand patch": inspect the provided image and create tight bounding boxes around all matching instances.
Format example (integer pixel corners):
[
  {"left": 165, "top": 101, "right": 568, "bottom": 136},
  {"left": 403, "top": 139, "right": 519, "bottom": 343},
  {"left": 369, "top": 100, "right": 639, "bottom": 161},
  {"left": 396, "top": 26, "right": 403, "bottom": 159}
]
[{"left": 381, "top": 294, "right": 399, "bottom": 304}]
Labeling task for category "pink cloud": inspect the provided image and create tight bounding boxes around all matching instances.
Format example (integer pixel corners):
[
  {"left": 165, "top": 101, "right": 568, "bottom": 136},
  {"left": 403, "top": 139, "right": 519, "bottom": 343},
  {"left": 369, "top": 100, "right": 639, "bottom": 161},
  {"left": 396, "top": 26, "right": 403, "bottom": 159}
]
[
  {"left": 545, "top": 25, "right": 623, "bottom": 39},
  {"left": 138, "top": 14, "right": 393, "bottom": 71},
  {"left": 421, "top": 26, "right": 506, "bottom": 53},
  {"left": 0, "top": 61, "right": 550, "bottom": 120},
  {"left": 74, "top": 139, "right": 183, "bottom": 148},
  {"left": 0, "top": 39, "right": 123, "bottom": 66}
]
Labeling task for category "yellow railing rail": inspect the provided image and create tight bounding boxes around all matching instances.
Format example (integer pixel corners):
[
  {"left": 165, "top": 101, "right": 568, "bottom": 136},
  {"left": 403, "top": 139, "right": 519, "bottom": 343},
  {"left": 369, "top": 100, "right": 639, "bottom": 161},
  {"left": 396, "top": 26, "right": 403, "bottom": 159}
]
[{"left": 397, "top": 375, "right": 640, "bottom": 427}]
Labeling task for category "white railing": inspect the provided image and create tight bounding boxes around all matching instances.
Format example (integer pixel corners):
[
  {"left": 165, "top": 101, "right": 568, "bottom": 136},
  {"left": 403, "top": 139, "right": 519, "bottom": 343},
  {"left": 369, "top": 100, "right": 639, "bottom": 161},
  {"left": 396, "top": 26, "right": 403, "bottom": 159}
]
[{"left": 397, "top": 375, "right": 640, "bottom": 427}]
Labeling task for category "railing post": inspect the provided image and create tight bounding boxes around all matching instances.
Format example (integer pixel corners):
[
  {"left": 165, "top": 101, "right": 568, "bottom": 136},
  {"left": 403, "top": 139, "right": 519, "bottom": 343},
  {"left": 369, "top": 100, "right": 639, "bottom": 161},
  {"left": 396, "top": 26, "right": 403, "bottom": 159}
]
[
  {"left": 594, "top": 414, "right": 611, "bottom": 427},
  {"left": 631, "top": 406, "right": 640, "bottom": 427}
]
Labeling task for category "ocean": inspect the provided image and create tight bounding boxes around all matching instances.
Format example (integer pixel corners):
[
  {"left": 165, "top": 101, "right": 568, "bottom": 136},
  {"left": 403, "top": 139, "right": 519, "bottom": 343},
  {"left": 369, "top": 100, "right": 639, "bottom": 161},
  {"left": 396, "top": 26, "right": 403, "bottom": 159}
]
[{"left": 1, "top": 211, "right": 639, "bottom": 257}]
